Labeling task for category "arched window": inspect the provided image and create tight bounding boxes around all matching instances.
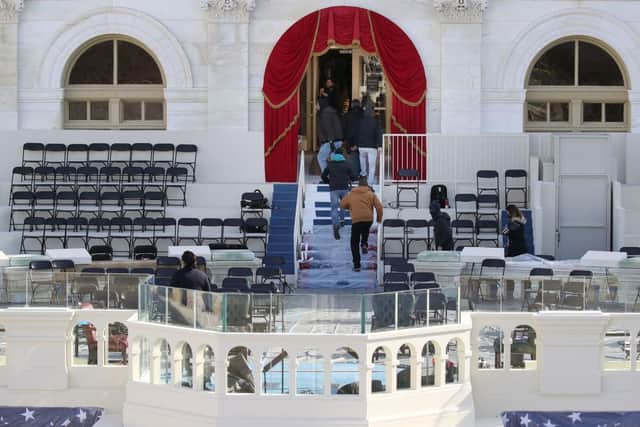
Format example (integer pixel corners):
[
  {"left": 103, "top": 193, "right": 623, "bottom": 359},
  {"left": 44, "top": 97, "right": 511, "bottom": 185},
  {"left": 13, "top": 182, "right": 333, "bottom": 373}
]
[
  {"left": 179, "top": 343, "right": 193, "bottom": 388},
  {"left": 296, "top": 349, "right": 324, "bottom": 395},
  {"left": 510, "top": 325, "right": 537, "bottom": 370},
  {"left": 371, "top": 346, "right": 388, "bottom": 393},
  {"left": 261, "top": 347, "right": 289, "bottom": 395},
  {"left": 227, "top": 346, "right": 254, "bottom": 394},
  {"left": 134, "top": 337, "right": 151, "bottom": 383},
  {"left": 154, "top": 339, "right": 172, "bottom": 385},
  {"left": 73, "top": 321, "right": 98, "bottom": 366},
  {"left": 421, "top": 341, "right": 437, "bottom": 387},
  {"left": 604, "top": 329, "right": 630, "bottom": 371},
  {"left": 446, "top": 339, "right": 460, "bottom": 384},
  {"left": 331, "top": 347, "right": 359, "bottom": 395},
  {"left": 65, "top": 37, "right": 165, "bottom": 130},
  {"left": 106, "top": 322, "right": 128, "bottom": 365},
  {"left": 477, "top": 326, "right": 504, "bottom": 369},
  {"left": 200, "top": 346, "right": 215, "bottom": 391},
  {"left": 525, "top": 38, "right": 628, "bottom": 132},
  {"left": 396, "top": 344, "right": 412, "bottom": 390}
]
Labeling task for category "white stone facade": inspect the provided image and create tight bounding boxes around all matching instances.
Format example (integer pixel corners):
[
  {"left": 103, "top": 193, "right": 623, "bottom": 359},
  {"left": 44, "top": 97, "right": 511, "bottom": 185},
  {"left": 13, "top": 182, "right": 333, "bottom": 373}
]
[{"left": 2, "top": 0, "right": 640, "bottom": 182}]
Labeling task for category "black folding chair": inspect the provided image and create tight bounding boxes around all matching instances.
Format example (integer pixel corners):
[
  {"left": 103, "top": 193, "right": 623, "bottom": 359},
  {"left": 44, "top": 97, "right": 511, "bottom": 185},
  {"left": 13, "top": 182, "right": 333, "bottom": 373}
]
[
  {"left": 22, "top": 142, "right": 44, "bottom": 167},
  {"left": 175, "top": 144, "right": 198, "bottom": 182},
  {"left": 395, "top": 169, "right": 420, "bottom": 208},
  {"left": 66, "top": 144, "right": 89, "bottom": 168},
  {"left": 505, "top": 169, "right": 528, "bottom": 208},
  {"left": 152, "top": 144, "right": 175, "bottom": 169},
  {"left": 177, "top": 218, "right": 201, "bottom": 245},
  {"left": 87, "top": 143, "right": 110, "bottom": 169}
]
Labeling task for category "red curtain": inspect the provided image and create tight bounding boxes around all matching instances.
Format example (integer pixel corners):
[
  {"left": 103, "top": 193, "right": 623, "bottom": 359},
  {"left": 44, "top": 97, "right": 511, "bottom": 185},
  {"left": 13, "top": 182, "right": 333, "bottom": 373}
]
[{"left": 263, "top": 7, "right": 427, "bottom": 182}]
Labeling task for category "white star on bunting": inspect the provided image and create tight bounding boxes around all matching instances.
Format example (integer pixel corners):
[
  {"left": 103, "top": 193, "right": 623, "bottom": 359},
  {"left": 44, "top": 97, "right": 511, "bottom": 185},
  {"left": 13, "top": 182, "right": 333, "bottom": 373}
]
[
  {"left": 501, "top": 413, "right": 509, "bottom": 424},
  {"left": 21, "top": 408, "right": 35, "bottom": 421},
  {"left": 61, "top": 419, "right": 71, "bottom": 427},
  {"left": 544, "top": 420, "right": 557, "bottom": 427},
  {"left": 568, "top": 412, "right": 582, "bottom": 423},
  {"left": 76, "top": 408, "right": 87, "bottom": 423},
  {"left": 520, "top": 414, "right": 531, "bottom": 427}
]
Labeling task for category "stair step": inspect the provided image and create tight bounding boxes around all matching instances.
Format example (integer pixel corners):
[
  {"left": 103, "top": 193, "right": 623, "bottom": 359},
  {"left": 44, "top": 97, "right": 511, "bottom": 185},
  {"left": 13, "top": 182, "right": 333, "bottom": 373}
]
[
  {"left": 315, "top": 202, "right": 331, "bottom": 208},
  {"left": 313, "top": 219, "right": 352, "bottom": 226},
  {"left": 315, "top": 210, "right": 351, "bottom": 218}
]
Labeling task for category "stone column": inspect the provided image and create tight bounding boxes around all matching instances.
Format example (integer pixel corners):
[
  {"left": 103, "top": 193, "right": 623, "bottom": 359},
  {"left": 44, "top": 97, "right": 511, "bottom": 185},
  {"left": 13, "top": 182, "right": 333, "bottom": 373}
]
[
  {"left": 535, "top": 311, "right": 609, "bottom": 395},
  {"left": 0, "top": 0, "right": 23, "bottom": 130},
  {"left": 434, "top": 0, "right": 487, "bottom": 134},
  {"left": 202, "top": 0, "right": 254, "bottom": 130},
  {"left": 3, "top": 308, "right": 74, "bottom": 390}
]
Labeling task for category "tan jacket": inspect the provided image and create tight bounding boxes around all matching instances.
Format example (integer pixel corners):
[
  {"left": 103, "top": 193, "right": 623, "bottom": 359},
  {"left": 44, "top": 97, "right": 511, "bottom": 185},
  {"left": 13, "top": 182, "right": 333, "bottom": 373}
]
[{"left": 340, "top": 186, "right": 383, "bottom": 224}]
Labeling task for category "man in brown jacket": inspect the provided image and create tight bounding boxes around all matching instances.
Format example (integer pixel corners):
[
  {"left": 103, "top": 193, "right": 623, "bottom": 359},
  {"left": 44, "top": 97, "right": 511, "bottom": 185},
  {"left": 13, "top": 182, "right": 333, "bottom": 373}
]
[{"left": 340, "top": 177, "right": 384, "bottom": 272}]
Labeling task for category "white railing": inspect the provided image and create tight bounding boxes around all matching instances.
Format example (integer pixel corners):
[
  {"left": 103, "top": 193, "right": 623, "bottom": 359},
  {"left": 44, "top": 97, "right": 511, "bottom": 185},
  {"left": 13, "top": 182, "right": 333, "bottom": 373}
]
[
  {"left": 381, "top": 134, "right": 428, "bottom": 189},
  {"left": 293, "top": 150, "right": 306, "bottom": 283}
]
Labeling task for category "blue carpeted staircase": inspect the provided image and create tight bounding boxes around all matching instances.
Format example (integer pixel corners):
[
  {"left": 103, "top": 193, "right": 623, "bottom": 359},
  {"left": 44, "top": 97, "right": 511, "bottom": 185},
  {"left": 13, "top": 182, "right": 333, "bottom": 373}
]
[{"left": 266, "top": 184, "right": 298, "bottom": 275}]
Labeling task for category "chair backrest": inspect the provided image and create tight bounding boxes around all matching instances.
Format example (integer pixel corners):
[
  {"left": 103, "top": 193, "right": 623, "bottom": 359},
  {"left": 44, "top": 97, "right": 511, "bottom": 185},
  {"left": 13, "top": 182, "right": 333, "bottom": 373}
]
[
  {"left": 244, "top": 217, "right": 268, "bottom": 233},
  {"left": 620, "top": 246, "right": 640, "bottom": 257},
  {"left": 29, "top": 260, "right": 53, "bottom": 270},
  {"left": 455, "top": 193, "right": 477, "bottom": 203},
  {"left": 82, "top": 267, "right": 105, "bottom": 274},
  {"left": 51, "top": 259, "right": 75, "bottom": 271},
  {"left": 505, "top": 169, "right": 527, "bottom": 179},
  {"left": 477, "top": 170, "right": 499, "bottom": 179},
  {"left": 89, "top": 245, "right": 113, "bottom": 256},
  {"left": 383, "top": 257, "right": 406, "bottom": 267},
  {"left": 383, "top": 272, "right": 409, "bottom": 284},
  {"left": 256, "top": 267, "right": 281, "bottom": 282},
  {"left": 134, "top": 245, "right": 158, "bottom": 260},
  {"left": 481, "top": 258, "right": 506, "bottom": 269},
  {"left": 451, "top": 219, "right": 474, "bottom": 231},
  {"left": 262, "top": 255, "right": 285, "bottom": 267},
  {"left": 390, "top": 262, "right": 415, "bottom": 273},
  {"left": 412, "top": 272, "right": 436, "bottom": 283},
  {"left": 476, "top": 220, "right": 499, "bottom": 232},
  {"left": 430, "top": 184, "right": 448, "bottom": 208},
  {"left": 222, "top": 277, "right": 250, "bottom": 293},
  {"left": 477, "top": 194, "right": 499, "bottom": 205},
  {"left": 156, "top": 256, "right": 181, "bottom": 267},
  {"left": 106, "top": 268, "right": 129, "bottom": 274},
  {"left": 569, "top": 270, "right": 593, "bottom": 278},
  {"left": 398, "top": 169, "right": 419, "bottom": 179},
  {"left": 251, "top": 283, "right": 278, "bottom": 294},
  {"left": 228, "top": 267, "right": 254, "bottom": 278},
  {"left": 529, "top": 268, "right": 554, "bottom": 277},
  {"left": 383, "top": 219, "right": 405, "bottom": 229},
  {"left": 383, "top": 282, "right": 410, "bottom": 292}
]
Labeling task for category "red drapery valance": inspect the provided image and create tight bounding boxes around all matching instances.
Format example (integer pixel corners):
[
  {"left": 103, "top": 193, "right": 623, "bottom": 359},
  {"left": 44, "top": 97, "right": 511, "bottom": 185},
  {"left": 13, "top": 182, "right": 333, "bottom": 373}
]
[{"left": 263, "top": 6, "right": 427, "bottom": 182}]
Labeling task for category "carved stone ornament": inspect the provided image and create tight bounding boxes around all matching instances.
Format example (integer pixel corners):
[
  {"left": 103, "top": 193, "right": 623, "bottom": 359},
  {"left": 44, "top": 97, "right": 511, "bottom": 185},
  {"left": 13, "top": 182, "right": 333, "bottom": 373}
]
[
  {"left": 0, "top": 0, "right": 24, "bottom": 22},
  {"left": 433, "top": 0, "right": 487, "bottom": 22},
  {"left": 201, "top": 0, "right": 256, "bottom": 21}
]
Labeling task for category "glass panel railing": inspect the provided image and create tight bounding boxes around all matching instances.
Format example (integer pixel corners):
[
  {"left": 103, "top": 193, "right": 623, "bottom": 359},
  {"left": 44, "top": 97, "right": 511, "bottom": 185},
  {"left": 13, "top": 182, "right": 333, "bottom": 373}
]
[{"left": 137, "top": 284, "right": 462, "bottom": 335}]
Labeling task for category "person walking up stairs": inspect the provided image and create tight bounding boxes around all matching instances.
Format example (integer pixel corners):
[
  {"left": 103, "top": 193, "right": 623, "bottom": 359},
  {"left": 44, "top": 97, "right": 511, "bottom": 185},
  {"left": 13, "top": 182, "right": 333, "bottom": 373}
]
[
  {"left": 340, "top": 177, "right": 383, "bottom": 272},
  {"left": 321, "top": 148, "right": 356, "bottom": 240}
]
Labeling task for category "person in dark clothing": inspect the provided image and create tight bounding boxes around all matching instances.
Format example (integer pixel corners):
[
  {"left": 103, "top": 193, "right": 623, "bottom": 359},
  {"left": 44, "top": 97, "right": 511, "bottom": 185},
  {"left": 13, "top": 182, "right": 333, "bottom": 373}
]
[
  {"left": 340, "top": 177, "right": 384, "bottom": 272},
  {"left": 351, "top": 102, "right": 383, "bottom": 186},
  {"left": 342, "top": 99, "right": 363, "bottom": 177},
  {"left": 171, "top": 251, "right": 212, "bottom": 292},
  {"left": 429, "top": 201, "right": 454, "bottom": 251},
  {"left": 504, "top": 205, "right": 528, "bottom": 257},
  {"left": 317, "top": 96, "right": 344, "bottom": 173},
  {"left": 321, "top": 149, "right": 356, "bottom": 240},
  {"left": 322, "top": 78, "right": 339, "bottom": 111}
]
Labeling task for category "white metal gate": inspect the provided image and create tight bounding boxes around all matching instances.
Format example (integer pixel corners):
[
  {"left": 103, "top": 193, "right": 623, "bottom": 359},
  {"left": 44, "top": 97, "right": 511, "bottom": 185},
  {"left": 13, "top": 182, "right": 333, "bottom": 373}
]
[{"left": 554, "top": 134, "right": 612, "bottom": 259}]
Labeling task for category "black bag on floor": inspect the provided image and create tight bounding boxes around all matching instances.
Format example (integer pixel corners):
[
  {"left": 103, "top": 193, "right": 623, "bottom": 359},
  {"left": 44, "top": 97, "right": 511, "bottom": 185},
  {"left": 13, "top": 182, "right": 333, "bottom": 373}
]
[{"left": 430, "top": 184, "right": 449, "bottom": 209}]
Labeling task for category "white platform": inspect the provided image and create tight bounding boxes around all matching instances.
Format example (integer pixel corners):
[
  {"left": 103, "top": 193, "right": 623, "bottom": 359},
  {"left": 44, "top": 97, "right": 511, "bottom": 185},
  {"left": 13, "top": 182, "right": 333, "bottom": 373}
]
[
  {"left": 460, "top": 247, "right": 505, "bottom": 263},
  {"left": 44, "top": 248, "right": 91, "bottom": 265},
  {"left": 580, "top": 250, "right": 627, "bottom": 267}
]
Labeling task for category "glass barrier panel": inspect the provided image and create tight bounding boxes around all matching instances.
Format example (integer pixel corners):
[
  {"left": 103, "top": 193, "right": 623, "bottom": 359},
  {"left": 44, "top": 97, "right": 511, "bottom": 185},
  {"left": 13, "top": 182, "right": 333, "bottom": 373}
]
[
  {"left": 147, "top": 285, "right": 169, "bottom": 324},
  {"left": 362, "top": 292, "right": 397, "bottom": 333},
  {"left": 107, "top": 273, "right": 142, "bottom": 309},
  {"left": 224, "top": 293, "right": 252, "bottom": 333},
  {"left": 195, "top": 290, "right": 224, "bottom": 332},
  {"left": 167, "top": 287, "right": 196, "bottom": 328},
  {"left": 251, "top": 293, "right": 282, "bottom": 333},
  {"left": 0, "top": 326, "right": 6, "bottom": 366},
  {"left": 68, "top": 273, "right": 108, "bottom": 309},
  {"left": 440, "top": 287, "right": 460, "bottom": 324},
  {"left": 280, "top": 294, "right": 317, "bottom": 334}
]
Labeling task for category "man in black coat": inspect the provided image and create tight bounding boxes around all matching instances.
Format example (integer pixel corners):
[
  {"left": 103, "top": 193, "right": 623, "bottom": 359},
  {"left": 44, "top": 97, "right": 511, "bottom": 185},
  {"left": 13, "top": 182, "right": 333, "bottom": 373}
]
[
  {"left": 351, "top": 103, "right": 383, "bottom": 186},
  {"left": 171, "top": 251, "right": 212, "bottom": 292},
  {"left": 322, "top": 149, "right": 356, "bottom": 240}
]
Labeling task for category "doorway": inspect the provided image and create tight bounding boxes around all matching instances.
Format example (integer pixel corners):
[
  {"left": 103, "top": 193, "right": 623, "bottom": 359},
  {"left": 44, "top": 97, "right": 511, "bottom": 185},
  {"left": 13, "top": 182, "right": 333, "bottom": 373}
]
[
  {"left": 300, "top": 47, "right": 390, "bottom": 174},
  {"left": 554, "top": 134, "right": 612, "bottom": 259}
]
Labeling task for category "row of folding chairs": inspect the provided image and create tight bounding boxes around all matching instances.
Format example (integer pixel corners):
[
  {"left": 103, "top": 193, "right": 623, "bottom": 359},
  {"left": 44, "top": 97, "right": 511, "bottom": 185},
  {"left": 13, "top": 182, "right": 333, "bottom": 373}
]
[
  {"left": 476, "top": 169, "right": 528, "bottom": 209},
  {"left": 10, "top": 165, "right": 189, "bottom": 206},
  {"left": 21, "top": 143, "right": 197, "bottom": 181},
  {"left": 381, "top": 218, "right": 502, "bottom": 258},
  {"left": 19, "top": 216, "right": 269, "bottom": 257},
  {"left": 10, "top": 190, "right": 168, "bottom": 230}
]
